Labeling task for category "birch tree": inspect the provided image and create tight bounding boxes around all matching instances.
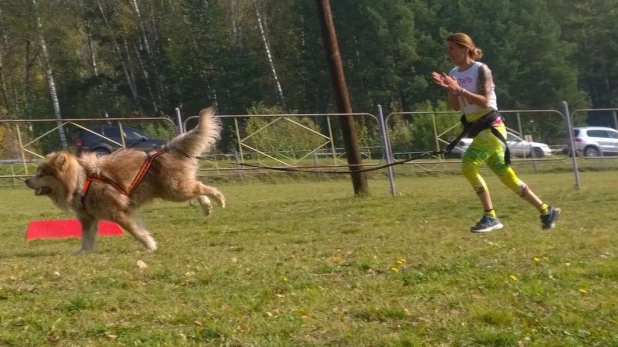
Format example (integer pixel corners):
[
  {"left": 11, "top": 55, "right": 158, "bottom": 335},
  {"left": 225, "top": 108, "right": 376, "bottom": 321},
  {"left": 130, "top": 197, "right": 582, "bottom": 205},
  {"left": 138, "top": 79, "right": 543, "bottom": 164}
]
[
  {"left": 32, "top": 0, "right": 68, "bottom": 149},
  {"left": 254, "top": 3, "right": 286, "bottom": 109},
  {"left": 96, "top": 0, "right": 145, "bottom": 117}
]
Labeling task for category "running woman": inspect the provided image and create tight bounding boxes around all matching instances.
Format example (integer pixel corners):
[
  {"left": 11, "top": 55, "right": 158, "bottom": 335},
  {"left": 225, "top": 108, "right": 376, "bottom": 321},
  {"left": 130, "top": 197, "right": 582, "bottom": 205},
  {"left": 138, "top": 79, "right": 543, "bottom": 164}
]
[{"left": 431, "top": 32, "right": 560, "bottom": 233}]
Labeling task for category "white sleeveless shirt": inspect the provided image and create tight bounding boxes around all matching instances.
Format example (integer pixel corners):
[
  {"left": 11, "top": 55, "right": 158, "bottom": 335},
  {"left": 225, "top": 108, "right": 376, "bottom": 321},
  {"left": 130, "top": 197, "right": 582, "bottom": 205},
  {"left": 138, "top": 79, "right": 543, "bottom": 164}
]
[{"left": 449, "top": 62, "right": 498, "bottom": 122}]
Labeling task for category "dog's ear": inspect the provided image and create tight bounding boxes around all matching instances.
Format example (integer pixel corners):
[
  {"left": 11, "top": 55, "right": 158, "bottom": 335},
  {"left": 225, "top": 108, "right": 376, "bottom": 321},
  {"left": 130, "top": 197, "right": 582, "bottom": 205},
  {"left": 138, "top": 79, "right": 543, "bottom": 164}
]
[{"left": 54, "top": 153, "right": 68, "bottom": 169}]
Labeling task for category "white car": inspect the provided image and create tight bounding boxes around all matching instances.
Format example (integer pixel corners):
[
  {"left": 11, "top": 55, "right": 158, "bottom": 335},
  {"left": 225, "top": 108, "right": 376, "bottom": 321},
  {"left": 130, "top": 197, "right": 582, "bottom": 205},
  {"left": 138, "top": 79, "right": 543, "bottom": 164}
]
[
  {"left": 565, "top": 126, "right": 618, "bottom": 157},
  {"left": 450, "top": 132, "right": 552, "bottom": 158}
]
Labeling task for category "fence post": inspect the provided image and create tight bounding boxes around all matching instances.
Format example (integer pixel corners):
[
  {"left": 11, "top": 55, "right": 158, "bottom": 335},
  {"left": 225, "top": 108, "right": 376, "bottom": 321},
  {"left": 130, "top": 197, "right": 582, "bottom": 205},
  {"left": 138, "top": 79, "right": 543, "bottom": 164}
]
[
  {"left": 517, "top": 112, "right": 525, "bottom": 159},
  {"left": 326, "top": 115, "right": 337, "bottom": 164},
  {"left": 313, "top": 151, "right": 321, "bottom": 182},
  {"left": 563, "top": 101, "right": 581, "bottom": 190},
  {"left": 377, "top": 105, "right": 395, "bottom": 196},
  {"left": 10, "top": 165, "right": 16, "bottom": 187},
  {"left": 175, "top": 107, "right": 184, "bottom": 133},
  {"left": 234, "top": 149, "right": 244, "bottom": 185},
  {"left": 117, "top": 121, "right": 126, "bottom": 149},
  {"left": 15, "top": 124, "right": 29, "bottom": 176},
  {"left": 526, "top": 135, "right": 538, "bottom": 174},
  {"left": 233, "top": 117, "right": 244, "bottom": 163},
  {"left": 431, "top": 113, "right": 442, "bottom": 160}
]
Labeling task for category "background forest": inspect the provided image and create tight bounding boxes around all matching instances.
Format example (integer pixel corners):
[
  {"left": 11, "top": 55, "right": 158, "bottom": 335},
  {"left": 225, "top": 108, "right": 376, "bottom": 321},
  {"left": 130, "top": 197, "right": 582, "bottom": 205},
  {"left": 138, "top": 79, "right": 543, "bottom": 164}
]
[{"left": 0, "top": 0, "right": 616, "bottom": 153}]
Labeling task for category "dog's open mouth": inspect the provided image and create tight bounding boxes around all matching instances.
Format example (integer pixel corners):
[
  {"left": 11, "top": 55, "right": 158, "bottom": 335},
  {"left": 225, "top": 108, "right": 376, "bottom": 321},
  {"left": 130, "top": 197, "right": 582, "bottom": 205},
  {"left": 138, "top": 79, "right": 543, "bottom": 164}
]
[{"left": 34, "top": 187, "right": 52, "bottom": 196}]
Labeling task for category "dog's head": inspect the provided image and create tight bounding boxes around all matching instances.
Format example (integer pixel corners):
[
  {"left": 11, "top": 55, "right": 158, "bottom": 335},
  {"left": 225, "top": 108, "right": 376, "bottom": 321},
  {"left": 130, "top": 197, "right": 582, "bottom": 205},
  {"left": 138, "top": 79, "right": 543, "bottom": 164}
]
[{"left": 25, "top": 152, "right": 83, "bottom": 209}]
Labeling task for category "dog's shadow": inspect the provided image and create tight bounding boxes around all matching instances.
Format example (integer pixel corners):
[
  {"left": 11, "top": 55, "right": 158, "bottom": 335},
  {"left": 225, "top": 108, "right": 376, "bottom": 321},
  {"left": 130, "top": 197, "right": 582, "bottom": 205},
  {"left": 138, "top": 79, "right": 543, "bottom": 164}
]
[{"left": 0, "top": 249, "right": 65, "bottom": 259}]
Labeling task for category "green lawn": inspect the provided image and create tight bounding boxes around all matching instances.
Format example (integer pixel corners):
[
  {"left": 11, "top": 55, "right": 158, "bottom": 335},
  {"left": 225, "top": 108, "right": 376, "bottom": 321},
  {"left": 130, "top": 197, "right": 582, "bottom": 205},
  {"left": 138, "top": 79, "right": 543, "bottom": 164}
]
[{"left": 0, "top": 172, "right": 617, "bottom": 346}]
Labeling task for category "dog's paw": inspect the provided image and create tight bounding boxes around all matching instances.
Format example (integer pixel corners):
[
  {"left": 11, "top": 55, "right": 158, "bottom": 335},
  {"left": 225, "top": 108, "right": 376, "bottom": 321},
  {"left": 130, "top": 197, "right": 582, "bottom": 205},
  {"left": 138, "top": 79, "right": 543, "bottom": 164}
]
[
  {"left": 144, "top": 238, "right": 158, "bottom": 252},
  {"left": 72, "top": 248, "right": 92, "bottom": 255},
  {"left": 201, "top": 204, "right": 213, "bottom": 217},
  {"left": 213, "top": 194, "right": 226, "bottom": 208}
]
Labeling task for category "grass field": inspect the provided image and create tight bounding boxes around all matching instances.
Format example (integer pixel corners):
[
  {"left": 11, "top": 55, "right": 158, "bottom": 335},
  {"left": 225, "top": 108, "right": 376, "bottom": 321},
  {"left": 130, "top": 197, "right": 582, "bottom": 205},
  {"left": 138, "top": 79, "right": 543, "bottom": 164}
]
[{"left": 1, "top": 171, "right": 617, "bottom": 346}]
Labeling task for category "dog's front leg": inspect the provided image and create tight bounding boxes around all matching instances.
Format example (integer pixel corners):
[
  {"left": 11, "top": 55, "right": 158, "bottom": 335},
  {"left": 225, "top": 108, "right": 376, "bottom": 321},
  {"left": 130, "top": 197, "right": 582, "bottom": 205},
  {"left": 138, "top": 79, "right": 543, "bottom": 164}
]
[
  {"left": 114, "top": 212, "right": 157, "bottom": 251},
  {"left": 75, "top": 217, "right": 98, "bottom": 254}
]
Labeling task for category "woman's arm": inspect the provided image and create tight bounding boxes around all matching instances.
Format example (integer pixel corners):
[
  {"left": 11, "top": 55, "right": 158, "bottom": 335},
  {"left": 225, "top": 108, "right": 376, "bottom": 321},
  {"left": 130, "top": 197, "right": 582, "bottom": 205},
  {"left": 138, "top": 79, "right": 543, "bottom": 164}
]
[
  {"left": 432, "top": 71, "right": 461, "bottom": 111},
  {"left": 460, "top": 64, "right": 493, "bottom": 109},
  {"left": 447, "top": 91, "right": 461, "bottom": 111}
]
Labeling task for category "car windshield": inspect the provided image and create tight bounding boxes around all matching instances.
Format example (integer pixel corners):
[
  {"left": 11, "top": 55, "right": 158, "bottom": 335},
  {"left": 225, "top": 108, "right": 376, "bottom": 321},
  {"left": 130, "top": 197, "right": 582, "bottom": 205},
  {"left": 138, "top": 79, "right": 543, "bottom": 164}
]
[
  {"left": 506, "top": 133, "right": 521, "bottom": 142},
  {"left": 125, "top": 128, "right": 148, "bottom": 141}
]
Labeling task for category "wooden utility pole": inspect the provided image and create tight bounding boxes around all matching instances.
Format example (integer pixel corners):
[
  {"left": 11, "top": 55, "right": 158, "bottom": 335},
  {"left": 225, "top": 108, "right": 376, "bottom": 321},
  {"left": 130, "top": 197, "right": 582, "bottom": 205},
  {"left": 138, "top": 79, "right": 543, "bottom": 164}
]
[{"left": 317, "top": 0, "right": 368, "bottom": 195}]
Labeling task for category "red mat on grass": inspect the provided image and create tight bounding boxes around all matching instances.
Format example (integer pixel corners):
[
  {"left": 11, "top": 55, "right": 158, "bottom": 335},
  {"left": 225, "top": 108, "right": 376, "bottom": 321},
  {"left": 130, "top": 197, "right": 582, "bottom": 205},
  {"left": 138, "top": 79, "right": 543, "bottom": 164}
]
[{"left": 26, "top": 219, "right": 124, "bottom": 240}]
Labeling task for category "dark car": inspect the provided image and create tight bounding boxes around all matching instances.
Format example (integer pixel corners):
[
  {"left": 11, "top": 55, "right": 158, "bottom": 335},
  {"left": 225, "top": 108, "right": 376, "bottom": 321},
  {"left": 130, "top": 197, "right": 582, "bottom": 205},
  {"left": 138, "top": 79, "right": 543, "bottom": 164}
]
[{"left": 75, "top": 125, "right": 168, "bottom": 156}]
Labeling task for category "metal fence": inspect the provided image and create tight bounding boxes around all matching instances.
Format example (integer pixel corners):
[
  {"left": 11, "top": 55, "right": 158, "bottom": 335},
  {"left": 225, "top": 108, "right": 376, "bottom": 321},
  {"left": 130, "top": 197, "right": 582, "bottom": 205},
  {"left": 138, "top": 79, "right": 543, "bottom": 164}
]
[
  {"left": 0, "top": 117, "right": 177, "bottom": 184},
  {"left": 3, "top": 101, "right": 618, "bottom": 193}
]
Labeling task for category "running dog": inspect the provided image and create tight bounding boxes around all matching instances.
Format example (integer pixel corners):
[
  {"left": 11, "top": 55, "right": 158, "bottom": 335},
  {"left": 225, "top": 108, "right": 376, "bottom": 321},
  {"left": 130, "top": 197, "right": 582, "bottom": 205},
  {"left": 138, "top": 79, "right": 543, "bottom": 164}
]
[{"left": 25, "top": 108, "right": 225, "bottom": 253}]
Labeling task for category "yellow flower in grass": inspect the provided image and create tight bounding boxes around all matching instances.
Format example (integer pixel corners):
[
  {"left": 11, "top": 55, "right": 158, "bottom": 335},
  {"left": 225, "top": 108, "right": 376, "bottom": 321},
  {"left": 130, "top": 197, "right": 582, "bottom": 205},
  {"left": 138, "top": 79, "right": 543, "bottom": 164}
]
[
  {"left": 579, "top": 289, "right": 588, "bottom": 295},
  {"left": 509, "top": 275, "right": 518, "bottom": 281},
  {"left": 391, "top": 267, "right": 399, "bottom": 273},
  {"left": 396, "top": 258, "right": 406, "bottom": 265},
  {"left": 533, "top": 257, "right": 540, "bottom": 263}
]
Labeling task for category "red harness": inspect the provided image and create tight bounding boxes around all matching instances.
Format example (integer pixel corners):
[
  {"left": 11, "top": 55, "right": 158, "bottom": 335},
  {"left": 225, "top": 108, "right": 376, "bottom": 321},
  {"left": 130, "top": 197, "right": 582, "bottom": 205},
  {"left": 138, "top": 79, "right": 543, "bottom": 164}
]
[{"left": 81, "top": 150, "right": 166, "bottom": 203}]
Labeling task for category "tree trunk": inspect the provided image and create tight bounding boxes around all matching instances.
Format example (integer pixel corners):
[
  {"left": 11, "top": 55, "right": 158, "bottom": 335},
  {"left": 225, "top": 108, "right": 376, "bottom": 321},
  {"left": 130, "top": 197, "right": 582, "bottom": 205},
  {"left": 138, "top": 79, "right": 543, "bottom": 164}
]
[
  {"left": 0, "top": 6, "right": 14, "bottom": 116},
  {"left": 33, "top": 0, "right": 68, "bottom": 149},
  {"left": 24, "top": 40, "right": 34, "bottom": 120},
  {"left": 96, "top": 0, "right": 145, "bottom": 117},
  {"left": 230, "top": 0, "right": 240, "bottom": 45},
  {"left": 254, "top": 4, "right": 286, "bottom": 109},
  {"left": 130, "top": 0, "right": 151, "bottom": 55},
  {"left": 0, "top": 47, "right": 10, "bottom": 114},
  {"left": 85, "top": 17, "right": 109, "bottom": 118},
  {"left": 133, "top": 44, "right": 158, "bottom": 113}
]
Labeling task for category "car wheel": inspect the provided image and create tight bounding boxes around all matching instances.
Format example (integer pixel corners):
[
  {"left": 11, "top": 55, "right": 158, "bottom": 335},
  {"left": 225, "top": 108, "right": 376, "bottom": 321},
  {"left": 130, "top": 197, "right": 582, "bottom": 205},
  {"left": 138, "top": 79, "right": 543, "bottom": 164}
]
[
  {"left": 530, "top": 147, "right": 544, "bottom": 158},
  {"left": 94, "top": 148, "right": 111, "bottom": 157},
  {"left": 583, "top": 146, "right": 600, "bottom": 157}
]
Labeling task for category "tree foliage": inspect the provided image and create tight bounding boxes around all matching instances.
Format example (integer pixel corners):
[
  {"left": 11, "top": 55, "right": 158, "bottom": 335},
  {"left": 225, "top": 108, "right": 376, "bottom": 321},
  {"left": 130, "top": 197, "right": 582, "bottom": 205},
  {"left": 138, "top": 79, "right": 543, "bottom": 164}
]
[{"left": 0, "top": 0, "right": 614, "bottom": 152}]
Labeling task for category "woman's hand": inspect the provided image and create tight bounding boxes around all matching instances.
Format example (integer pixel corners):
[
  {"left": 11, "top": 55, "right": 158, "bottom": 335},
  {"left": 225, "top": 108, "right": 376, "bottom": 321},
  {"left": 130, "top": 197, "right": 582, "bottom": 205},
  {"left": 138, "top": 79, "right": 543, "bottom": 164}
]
[
  {"left": 433, "top": 72, "right": 462, "bottom": 111},
  {"left": 441, "top": 73, "right": 461, "bottom": 93},
  {"left": 432, "top": 72, "right": 450, "bottom": 90},
  {"left": 432, "top": 72, "right": 461, "bottom": 94}
]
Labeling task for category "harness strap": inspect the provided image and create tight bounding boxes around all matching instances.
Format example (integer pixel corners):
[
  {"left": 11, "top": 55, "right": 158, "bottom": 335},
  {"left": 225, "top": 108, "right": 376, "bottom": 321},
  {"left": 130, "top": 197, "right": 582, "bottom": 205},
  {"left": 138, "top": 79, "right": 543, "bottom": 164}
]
[
  {"left": 81, "top": 176, "right": 129, "bottom": 206},
  {"left": 127, "top": 150, "right": 166, "bottom": 195},
  {"left": 489, "top": 126, "right": 511, "bottom": 165},
  {"left": 458, "top": 111, "right": 512, "bottom": 166},
  {"left": 81, "top": 150, "right": 166, "bottom": 206}
]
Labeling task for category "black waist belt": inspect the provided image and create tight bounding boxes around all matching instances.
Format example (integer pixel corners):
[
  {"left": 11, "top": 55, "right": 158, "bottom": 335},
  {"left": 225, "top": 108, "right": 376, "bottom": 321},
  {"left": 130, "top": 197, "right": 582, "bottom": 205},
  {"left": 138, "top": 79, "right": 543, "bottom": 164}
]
[{"left": 461, "top": 111, "right": 511, "bottom": 165}]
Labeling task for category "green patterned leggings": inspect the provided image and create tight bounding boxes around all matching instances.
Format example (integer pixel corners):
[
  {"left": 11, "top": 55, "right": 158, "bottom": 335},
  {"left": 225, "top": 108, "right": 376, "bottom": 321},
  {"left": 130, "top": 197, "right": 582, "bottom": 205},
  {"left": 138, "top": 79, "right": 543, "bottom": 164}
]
[{"left": 461, "top": 123, "right": 529, "bottom": 196}]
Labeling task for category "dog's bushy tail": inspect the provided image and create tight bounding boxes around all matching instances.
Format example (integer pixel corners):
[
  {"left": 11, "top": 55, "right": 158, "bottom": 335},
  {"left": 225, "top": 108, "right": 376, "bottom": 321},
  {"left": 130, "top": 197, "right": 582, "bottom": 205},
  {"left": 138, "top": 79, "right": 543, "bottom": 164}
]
[{"left": 163, "top": 107, "right": 221, "bottom": 158}]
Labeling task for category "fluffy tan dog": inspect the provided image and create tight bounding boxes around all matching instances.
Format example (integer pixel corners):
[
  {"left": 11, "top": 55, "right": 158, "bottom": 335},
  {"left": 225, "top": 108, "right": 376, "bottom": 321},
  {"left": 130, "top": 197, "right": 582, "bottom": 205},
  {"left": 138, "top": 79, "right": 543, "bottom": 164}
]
[{"left": 25, "top": 108, "right": 225, "bottom": 253}]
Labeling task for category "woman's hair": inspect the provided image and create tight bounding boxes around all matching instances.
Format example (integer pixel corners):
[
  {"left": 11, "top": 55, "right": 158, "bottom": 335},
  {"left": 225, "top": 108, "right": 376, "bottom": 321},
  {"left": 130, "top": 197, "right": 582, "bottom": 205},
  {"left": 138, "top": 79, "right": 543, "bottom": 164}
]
[{"left": 447, "top": 33, "right": 483, "bottom": 60}]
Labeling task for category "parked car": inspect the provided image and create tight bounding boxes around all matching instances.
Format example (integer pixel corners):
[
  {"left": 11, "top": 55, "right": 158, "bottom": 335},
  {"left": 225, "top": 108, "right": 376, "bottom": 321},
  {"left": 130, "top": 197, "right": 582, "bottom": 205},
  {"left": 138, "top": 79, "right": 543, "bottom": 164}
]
[
  {"left": 450, "top": 131, "right": 552, "bottom": 158},
  {"left": 75, "top": 125, "right": 168, "bottom": 156},
  {"left": 563, "top": 126, "right": 618, "bottom": 157}
]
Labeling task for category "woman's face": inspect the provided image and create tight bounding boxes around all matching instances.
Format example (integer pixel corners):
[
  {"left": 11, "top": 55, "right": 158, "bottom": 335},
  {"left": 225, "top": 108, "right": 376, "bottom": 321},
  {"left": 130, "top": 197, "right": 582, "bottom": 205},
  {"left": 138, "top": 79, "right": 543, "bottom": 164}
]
[{"left": 446, "top": 41, "right": 468, "bottom": 65}]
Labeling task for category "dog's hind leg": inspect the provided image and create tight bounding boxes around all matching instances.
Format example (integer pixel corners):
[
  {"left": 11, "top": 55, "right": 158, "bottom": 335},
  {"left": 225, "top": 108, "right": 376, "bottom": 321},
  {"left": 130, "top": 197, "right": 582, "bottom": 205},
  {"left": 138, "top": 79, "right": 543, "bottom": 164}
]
[
  {"left": 114, "top": 212, "right": 157, "bottom": 251},
  {"left": 193, "top": 182, "right": 225, "bottom": 208},
  {"left": 197, "top": 195, "right": 213, "bottom": 216},
  {"left": 75, "top": 216, "right": 98, "bottom": 254}
]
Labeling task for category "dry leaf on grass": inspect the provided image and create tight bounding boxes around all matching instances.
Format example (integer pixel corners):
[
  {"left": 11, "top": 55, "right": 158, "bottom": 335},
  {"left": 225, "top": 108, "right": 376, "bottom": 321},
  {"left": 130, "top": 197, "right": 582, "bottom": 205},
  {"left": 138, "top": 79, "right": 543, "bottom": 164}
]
[{"left": 137, "top": 260, "right": 148, "bottom": 269}]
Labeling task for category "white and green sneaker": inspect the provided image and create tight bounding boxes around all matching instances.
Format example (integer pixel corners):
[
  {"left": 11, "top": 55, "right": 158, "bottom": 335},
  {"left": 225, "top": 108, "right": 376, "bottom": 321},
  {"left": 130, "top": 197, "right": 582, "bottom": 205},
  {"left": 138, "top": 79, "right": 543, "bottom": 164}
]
[
  {"left": 470, "top": 215, "right": 504, "bottom": 233},
  {"left": 540, "top": 206, "right": 561, "bottom": 230}
]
